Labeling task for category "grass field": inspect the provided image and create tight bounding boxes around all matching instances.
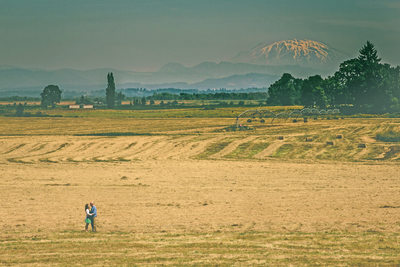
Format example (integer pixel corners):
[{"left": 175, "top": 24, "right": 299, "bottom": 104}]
[
  {"left": 1, "top": 109, "right": 400, "bottom": 265},
  {"left": 3, "top": 231, "right": 400, "bottom": 265},
  {"left": 0, "top": 104, "right": 303, "bottom": 118}
]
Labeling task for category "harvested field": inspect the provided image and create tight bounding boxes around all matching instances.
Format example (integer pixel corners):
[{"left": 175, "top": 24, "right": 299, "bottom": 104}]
[
  {"left": 1, "top": 117, "right": 400, "bottom": 162},
  {"left": 1, "top": 116, "right": 400, "bottom": 265}
]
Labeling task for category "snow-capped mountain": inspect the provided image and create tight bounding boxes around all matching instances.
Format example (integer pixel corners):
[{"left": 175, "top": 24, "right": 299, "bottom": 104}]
[{"left": 232, "top": 39, "right": 346, "bottom": 68}]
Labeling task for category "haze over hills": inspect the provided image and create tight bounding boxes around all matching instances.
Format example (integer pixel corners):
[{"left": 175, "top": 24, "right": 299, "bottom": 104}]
[
  {"left": 0, "top": 39, "right": 348, "bottom": 97},
  {"left": 0, "top": 68, "right": 279, "bottom": 97}
]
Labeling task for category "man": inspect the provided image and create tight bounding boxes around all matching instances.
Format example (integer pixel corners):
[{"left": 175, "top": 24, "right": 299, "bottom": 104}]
[{"left": 90, "top": 202, "right": 97, "bottom": 232}]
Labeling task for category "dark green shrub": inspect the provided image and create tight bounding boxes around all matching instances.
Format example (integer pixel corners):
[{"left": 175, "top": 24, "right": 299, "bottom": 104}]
[{"left": 376, "top": 130, "right": 400, "bottom": 142}]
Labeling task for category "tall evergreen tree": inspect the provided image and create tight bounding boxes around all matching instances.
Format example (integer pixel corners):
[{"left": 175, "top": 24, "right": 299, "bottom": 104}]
[
  {"left": 358, "top": 41, "right": 381, "bottom": 64},
  {"left": 353, "top": 41, "right": 382, "bottom": 109},
  {"left": 106, "top": 72, "right": 116, "bottom": 108}
]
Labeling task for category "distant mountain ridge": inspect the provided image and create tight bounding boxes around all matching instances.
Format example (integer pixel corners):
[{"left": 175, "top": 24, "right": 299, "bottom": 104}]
[
  {"left": 0, "top": 62, "right": 315, "bottom": 96},
  {"left": 0, "top": 39, "right": 349, "bottom": 96},
  {"left": 0, "top": 71, "right": 278, "bottom": 97}
]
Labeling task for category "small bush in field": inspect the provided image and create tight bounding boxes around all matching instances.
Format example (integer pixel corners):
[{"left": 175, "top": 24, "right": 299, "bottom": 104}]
[{"left": 376, "top": 130, "right": 400, "bottom": 142}]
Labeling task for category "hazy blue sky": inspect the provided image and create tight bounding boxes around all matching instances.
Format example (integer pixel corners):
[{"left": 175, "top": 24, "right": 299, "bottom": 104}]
[{"left": 1, "top": 0, "right": 399, "bottom": 71}]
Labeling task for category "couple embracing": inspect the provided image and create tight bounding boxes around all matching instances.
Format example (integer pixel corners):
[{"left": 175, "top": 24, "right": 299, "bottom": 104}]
[{"left": 85, "top": 202, "right": 97, "bottom": 232}]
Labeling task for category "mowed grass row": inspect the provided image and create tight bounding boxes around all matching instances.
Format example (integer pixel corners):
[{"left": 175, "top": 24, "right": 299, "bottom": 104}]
[
  {"left": 3, "top": 138, "right": 398, "bottom": 163},
  {"left": 0, "top": 116, "right": 399, "bottom": 162},
  {"left": 1, "top": 231, "right": 400, "bottom": 265},
  {"left": 194, "top": 127, "right": 400, "bottom": 161},
  {"left": 270, "top": 142, "right": 400, "bottom": 161},
  {"left": 1, "top": 136, "right": 400, "bottom": 163},
  {"left": 225, "top": 142, "right": 270, "bottom": 159}
]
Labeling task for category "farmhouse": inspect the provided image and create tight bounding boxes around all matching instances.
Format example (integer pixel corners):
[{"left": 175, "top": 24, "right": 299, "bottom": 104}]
[{"left": 69, "top": 104, "right": 94, "bottom": 109}]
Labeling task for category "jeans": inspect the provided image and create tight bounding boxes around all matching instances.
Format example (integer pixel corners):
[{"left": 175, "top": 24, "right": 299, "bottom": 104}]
[{"left": 90, "top": 216, "right": 96, "bottom": 231}]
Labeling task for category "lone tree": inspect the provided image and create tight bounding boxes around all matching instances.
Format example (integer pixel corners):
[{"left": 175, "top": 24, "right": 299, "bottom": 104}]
[
  {"left": 41, "top": 85, "right": 62, "bottom": 108},
  {"left": 106, "top": 72, "right": 116, "bottom": 108},
  {"left": 15, "top": 103, "right": 24, "bottom": 116}
]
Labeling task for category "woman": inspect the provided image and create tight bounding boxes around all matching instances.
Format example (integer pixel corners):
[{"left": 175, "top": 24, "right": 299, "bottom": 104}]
[{"left": 84, "top": 203, "right": 93, "bottom": 231}]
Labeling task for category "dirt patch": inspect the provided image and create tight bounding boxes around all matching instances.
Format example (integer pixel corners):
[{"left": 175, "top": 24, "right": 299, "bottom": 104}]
[{"left": 361, "top": 136, "right": 375, "bottom": 143}]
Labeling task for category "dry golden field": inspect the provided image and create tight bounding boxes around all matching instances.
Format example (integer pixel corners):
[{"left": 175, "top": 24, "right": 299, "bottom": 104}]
[{"left": 1, "top": 115, "right": 400, "bottom": 265}]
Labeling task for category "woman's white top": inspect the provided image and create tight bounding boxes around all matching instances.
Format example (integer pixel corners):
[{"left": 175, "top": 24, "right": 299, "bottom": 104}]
[{"left": 86, "top": 208, "right": 91, "bottom": 215}]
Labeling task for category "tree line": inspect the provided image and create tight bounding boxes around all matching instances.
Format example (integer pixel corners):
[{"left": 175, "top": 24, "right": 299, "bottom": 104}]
[
  {"left": 267, "top": 42, "right": 400, "bottom": 113},
  {"left": 149, "top": 92, "right": 268, "bottom": 101}
]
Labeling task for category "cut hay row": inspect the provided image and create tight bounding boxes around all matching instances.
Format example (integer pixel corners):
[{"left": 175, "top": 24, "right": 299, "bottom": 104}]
[
  {"left": 1, "top": 134, "right": 400, "bottom": 163},
  {"left": 1, "top": 118, "right": 399, "bottom": 163},
  {"left": 210, "top": 136, "right": 258, "bottom": 159},
  {"left": 254, "top": 140, "right": 284, "bottom": 159}
]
